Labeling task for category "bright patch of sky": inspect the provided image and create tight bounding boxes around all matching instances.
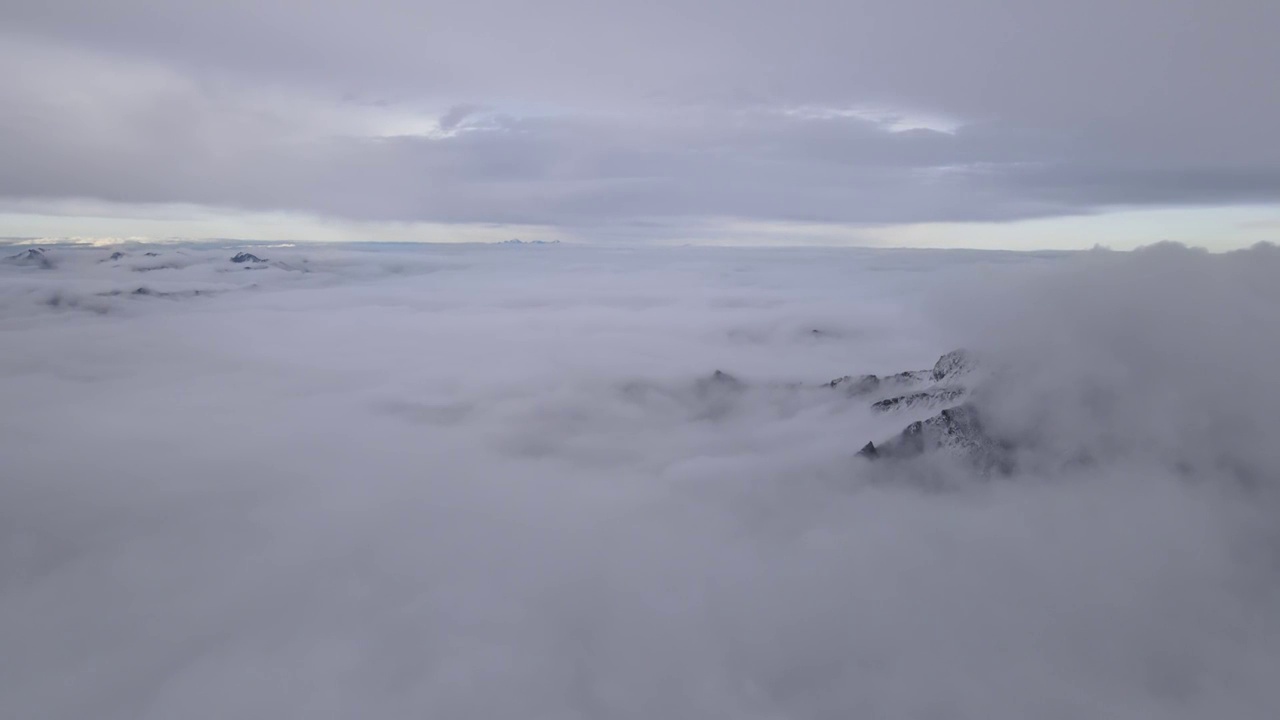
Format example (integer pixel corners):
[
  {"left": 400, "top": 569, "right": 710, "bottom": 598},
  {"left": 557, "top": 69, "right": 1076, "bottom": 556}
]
[{"left": 4, "top": 200, "right": 1275, "bottom": 251}]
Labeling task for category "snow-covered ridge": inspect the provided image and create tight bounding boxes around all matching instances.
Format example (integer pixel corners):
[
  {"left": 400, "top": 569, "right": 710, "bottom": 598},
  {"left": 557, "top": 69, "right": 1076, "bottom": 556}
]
[{"left": 838, "top": 349, "right": 1011, "bottom": 472}]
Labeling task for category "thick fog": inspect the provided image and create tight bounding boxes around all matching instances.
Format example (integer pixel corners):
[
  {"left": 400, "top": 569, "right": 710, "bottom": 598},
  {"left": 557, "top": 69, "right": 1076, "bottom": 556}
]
[{"left": 3, "top": 242, "right": 1279, "bottom": 719}]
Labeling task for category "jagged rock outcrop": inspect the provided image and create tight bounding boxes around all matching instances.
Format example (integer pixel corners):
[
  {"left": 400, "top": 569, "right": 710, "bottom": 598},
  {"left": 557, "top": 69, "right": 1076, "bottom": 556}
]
[
  {"left": 829, "top": 349, "right": 975, "bottom": 413},
  {"left": 5, "top": 248, "right": 54, "bottom": 269},
  {"left": 871, "top": 387, "right": 966, "bottom": 412},
  {"left": 231, "top": 252, "right": 266, "bottom": 264},
  {"left": 829, "top": 350, "right": 972, "bottom": 393},
  {"left": 930, "top": 348, "right": 974, "bottom": 382},
  {"left": 827, "top": 371, "right": 928, "bottom": 397},
  {"left": 858, "top": 403, "right": 1013, "bottom": 473},
  {"left": 847, "top": 349, "right": 1013, "bottom": 473}
]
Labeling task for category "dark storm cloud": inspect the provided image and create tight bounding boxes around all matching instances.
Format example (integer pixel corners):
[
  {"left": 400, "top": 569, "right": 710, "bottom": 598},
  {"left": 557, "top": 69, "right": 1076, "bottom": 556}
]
[{"left": 1, "top": 0, "right": 1277, "bottom": 230}]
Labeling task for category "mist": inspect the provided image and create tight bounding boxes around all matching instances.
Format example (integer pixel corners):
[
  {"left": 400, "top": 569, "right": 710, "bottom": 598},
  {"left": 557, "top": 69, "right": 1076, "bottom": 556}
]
[{"left": 2, "top": 242, "right": 1279, "bottom": 719}]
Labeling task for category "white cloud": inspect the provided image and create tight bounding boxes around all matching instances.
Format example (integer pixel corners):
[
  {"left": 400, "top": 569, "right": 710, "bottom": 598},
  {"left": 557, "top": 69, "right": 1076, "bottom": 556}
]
[{"left": 2, "top": 242, "right": 1279, "bottom": 718}]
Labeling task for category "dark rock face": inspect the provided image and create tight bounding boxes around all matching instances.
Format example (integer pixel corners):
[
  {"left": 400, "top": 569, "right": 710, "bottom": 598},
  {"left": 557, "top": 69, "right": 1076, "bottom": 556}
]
[
  {"left": 827, "top": 374, "right": 881, "bottom": 396},
  {"left": 231, "top": 252, "right": 266, "bottom": 264},
  {"left": 108, "top": 251, "right": 126, "bottom": 261},
  {"left": 5, "top": 248, "right": 54, "bottom": 269},
  {"left": 829, "top": 350, "right": 972, "bottom": 412},
  {"left": 871, "top": 387, "right": 966, "bottom": 412},
  {"left": 828, "top": 371, "right": 937, "bottom": 398},
  {"left": 846, "top": 349, "right": 1014, "bottom": 473},
  {"left": 860, "top": 404, "right": 1011, "bottom": 472}
]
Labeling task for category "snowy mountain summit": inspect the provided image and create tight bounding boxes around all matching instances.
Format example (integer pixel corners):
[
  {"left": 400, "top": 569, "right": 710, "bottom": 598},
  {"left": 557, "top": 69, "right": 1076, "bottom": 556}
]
[
  {"left": 5, "top": 247, "right": 54, "bottom": 269},
  {"left": 846, "top": 349, "right": 1011, "bottom": 472}
]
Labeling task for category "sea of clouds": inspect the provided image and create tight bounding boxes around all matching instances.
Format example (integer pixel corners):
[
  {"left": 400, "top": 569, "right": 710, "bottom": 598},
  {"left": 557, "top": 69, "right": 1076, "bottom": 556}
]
[{"left": 2, "top": 241, "right": 1279, "bottom": 719}]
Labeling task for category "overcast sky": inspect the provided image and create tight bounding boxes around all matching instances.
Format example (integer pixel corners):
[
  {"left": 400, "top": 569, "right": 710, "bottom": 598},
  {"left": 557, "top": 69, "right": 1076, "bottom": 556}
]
[{"left": 3, "top": 0, "right": 1278, "bottom": 248}]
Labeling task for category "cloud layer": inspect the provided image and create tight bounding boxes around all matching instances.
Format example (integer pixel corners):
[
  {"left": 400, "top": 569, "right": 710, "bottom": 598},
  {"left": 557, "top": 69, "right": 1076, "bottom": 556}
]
[
  {"left": 3, "top": 242, "right": 1279, "bottom": 718},
  {"left": 3, "top": 0, "right": 1278, "bottom": 236}
]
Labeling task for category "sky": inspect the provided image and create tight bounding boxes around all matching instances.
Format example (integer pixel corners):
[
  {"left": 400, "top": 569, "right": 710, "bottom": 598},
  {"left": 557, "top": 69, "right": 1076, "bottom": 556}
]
[{"left": 2, "top": 1, "right": 1278, "bottom": 249}]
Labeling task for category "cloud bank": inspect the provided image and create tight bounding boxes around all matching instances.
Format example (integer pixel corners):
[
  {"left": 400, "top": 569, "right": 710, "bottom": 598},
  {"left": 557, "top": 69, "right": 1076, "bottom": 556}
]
[
  {"left": 2, "top": 0, "right": 1279, "bottom": 239},
  {"left": 2, "top": 242, "right": 1279, "bottom": 718}
]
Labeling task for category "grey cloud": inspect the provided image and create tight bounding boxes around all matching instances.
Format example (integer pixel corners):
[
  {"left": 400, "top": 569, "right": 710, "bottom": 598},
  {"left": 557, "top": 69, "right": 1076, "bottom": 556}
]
[
  {"left": 1, "top": 0, "right": 1278, "bottom": 232},
  {"left": 437, "top": 104, "right": 487, "bottom": 131},
  {"left": 3, "top": 242, "right": 1280, "bottom": 717},
  {"left": 0, "top": 64, "right": 1202, "bottom": 229}
]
